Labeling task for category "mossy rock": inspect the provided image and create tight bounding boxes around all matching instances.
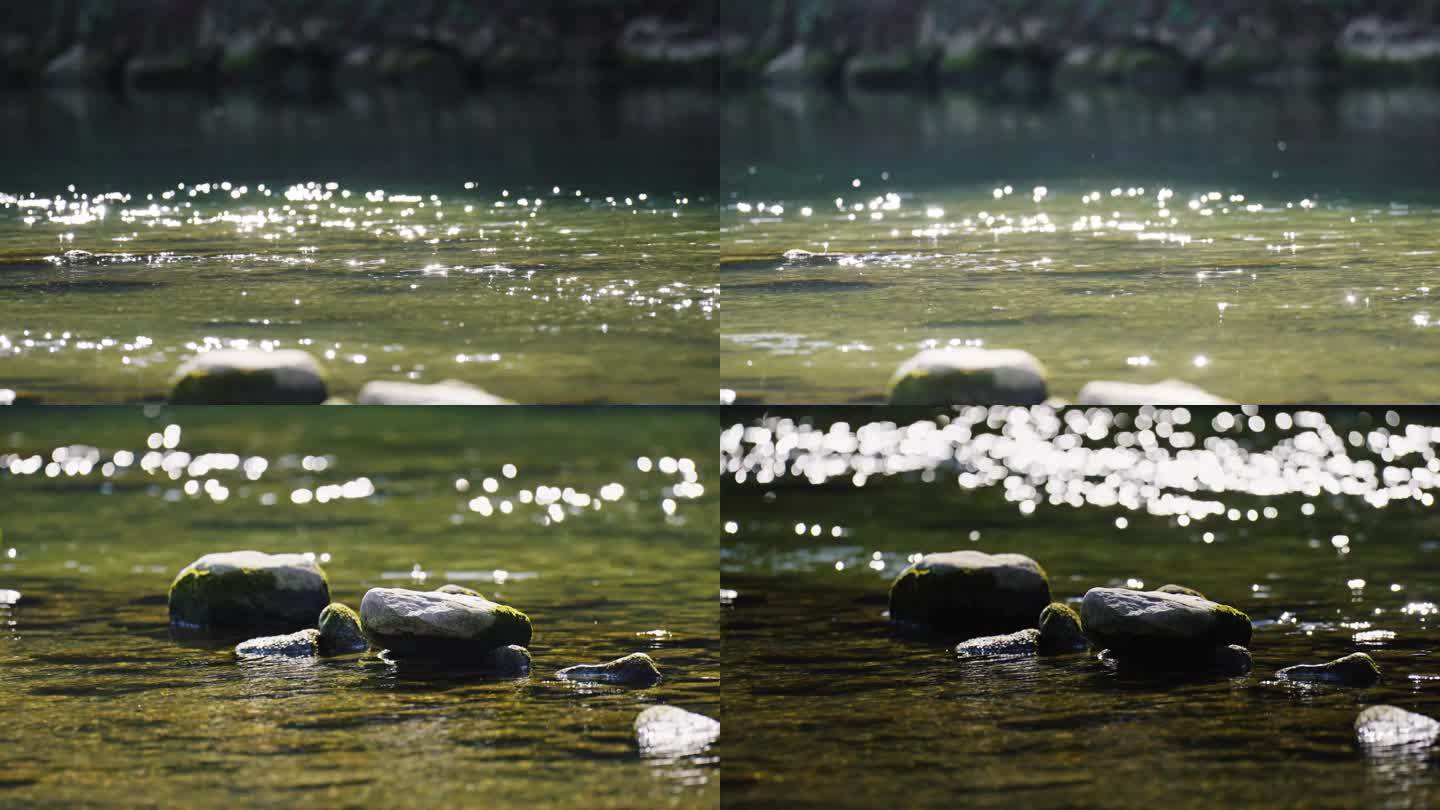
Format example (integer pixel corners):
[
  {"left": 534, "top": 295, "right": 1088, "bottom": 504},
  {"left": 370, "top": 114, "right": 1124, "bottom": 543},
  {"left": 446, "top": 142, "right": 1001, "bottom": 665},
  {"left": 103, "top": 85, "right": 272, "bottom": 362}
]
[
  {"left": 1056, "top": 44, "right": 1189, "bottom": 87},
  {"left": 1154, "top": 583, "right": 1207, "bottom": 599},
  {"left": 1080, "top": 587, "right": 1251, "bottom": 660},
  {"left": 888, "top": 348, "right": 1048, "bottom": 405},
  {"left": 1037, "top": 602, "right": 1088, "bottom": 654},
  {"left": 480, "top": 645, "right": 532, "bottom": 677},
  {"left": 317, "top": 602, "right": 368, "bottom": 655},
  {"left": 169, "top": 551, "right": 330, "bottom": 630},
  {"left": 889, "top": 550, "right": 1051, "bottom": 637},
  {"left": 434, "top": 583, "right": 487, "bottom": 599},
  {"left": 557, "top": 652, "right": 662, "bottom": 687},
  {"left": 359, "top": 587, "right": 532, "bottom": 660},
  {"left": 1276, "top": 652, "right": 1381, "bottom": 687},
  {"left": 170, "top": 349, "right": 328, "bottom": 405}
]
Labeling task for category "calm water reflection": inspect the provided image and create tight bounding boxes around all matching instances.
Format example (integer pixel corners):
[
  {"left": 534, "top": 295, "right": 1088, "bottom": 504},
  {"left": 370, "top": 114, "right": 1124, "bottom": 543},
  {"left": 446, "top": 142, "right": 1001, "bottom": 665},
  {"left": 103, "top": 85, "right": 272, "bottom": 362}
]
[{"left": 722, "top": 88, "right": 1440, "bottom": 403}]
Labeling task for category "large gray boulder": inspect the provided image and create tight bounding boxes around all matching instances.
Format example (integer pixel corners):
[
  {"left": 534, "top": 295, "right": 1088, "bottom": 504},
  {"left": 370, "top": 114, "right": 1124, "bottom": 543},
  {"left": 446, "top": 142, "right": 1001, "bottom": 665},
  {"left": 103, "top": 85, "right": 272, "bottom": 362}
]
[
  {"left": 169, "top": 551, "right": 330, "bottom": 630},
  {"left": 557, "top": 652, "right": 662, "bottom": 687},
  {"left": 170, "top": 349, "right": 328, "bottom": 404},
  {"left": 235, "top": 629, "right": 320, "bottom": 659},
  {"left": 1277, "top": 652, "right": 1382, "bottom": 687},
  {"left": 634, "top": 706, "right": 720, "bottom": 758},
  {"left": 889, "top": 348, "right": 1048, "bottom": 405},
  {"left": 889, "top": 551, "right": 1051, "bottom": 637},
  {"left": 1080, "top": 588, "right": 1251, "bottom": 658},
  {"left": 1355, "top": 705, "right": 1440, "bottom": 749},
  {"left": 359, "top": 587, "right": 532, "bottom": 659},
  {"left": 356, "top": 380, "right": 513, "bottom": 405}
]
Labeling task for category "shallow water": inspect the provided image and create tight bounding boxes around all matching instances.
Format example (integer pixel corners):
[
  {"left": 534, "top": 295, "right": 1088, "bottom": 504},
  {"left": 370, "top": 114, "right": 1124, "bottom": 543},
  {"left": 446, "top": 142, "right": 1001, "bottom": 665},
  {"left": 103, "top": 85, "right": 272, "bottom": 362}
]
[
  {"left": 722, "top": 88, "right": 1440, "bottom": 403},
  {"left": 0, "top": 89, "right": 718, "bottom": 403},
  {"left": 0, "top": 407, "right": 718, "bottom": 807},
  {"left": 721, "top": 406, "right": 1440, "bottom": 809}
]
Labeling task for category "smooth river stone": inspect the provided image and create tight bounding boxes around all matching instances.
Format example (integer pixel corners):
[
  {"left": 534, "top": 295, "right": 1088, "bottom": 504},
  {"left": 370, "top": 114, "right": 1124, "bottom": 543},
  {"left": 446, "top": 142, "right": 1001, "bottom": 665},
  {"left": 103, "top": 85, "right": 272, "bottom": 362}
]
[
  {"left": 1037, "top": 602, "right": 1089, "bottom": 654},
  {"left": 1355, "top": 705, "right": 1440, "bottom": 748},
  {"left": 168, "top": 550, "right": 330, "bottom": 630},
  {"left": 359, "top": 587, "right": 532, "bottom": 658},
  {"left": 0, "top": 589, "right": 20, "bottom": 606},
  {"left": 317, "top": 603, "right": 369, "bottom": 655},
  {"left": 888, "top": 550, "right": 1051, "bottom": 637},
  {"left": 634, "top": 706, "right": 720, "bottom": 758},
  {"left": 1080, "top": 588, "right": 1252, "bottom": 658},
  {"left": 235, "top": 628, "right": 320, "bottom": 659},
  {"left": 954, "top": 628, "right": 1040, "bottom": 658},
  {"left": 356, "top": 380, "right": 513, "bottom": 405},
  {"left": 887, "top": 348, "right": 1048, "bottom": 405},
  {"left": 1276, "top": 652, "right": 1382, "bottom": 686},
  {"left": 557, "top": 652, "right": 662, "bottom": 686},
  {"left": 169, "top": 349, "right": 328, "bottom": 404},
  {"left": 1076, "top": 379, "right": 1230, "bottom": 405}
]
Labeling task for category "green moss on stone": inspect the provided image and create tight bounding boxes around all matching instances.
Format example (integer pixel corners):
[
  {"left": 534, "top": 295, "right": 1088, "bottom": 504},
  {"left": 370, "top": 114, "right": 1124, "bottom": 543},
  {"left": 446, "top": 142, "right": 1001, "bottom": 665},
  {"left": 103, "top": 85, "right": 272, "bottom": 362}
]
[{"left": 318, "top": 602, "right": 368, "bottom": 655}]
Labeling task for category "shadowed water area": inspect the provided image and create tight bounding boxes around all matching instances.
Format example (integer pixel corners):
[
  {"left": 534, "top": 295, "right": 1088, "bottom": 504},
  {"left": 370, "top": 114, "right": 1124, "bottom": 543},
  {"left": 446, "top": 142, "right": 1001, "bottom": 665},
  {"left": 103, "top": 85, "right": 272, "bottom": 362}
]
[
  {"left": 722, "top": 88, "right": 1440, "bottom": 403},
  {"left": 721, "top": 406, "right": 1440, "bottom": 809},
  {"left": 0, "top": 88, "right": 718, "bottom": 403},
  {"left": 0, "top": 407, "right": 717, "bottom": 807}
]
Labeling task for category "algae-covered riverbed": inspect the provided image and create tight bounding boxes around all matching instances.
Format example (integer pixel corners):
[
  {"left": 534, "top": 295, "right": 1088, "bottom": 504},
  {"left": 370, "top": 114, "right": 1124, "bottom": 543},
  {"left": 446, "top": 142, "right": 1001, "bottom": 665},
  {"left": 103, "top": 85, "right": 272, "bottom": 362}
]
[
  {"left": 0, "top": 407, "right": 718, "bottom": 807},
  {"left": 721, "top": 406, "right": 1440, "bottom": 809},
  {"left": 0, "top": 89, "right": 718, "bottom": 404},
  {"left": 722, "top": 89, "right": 1440, "bottom": 403}
]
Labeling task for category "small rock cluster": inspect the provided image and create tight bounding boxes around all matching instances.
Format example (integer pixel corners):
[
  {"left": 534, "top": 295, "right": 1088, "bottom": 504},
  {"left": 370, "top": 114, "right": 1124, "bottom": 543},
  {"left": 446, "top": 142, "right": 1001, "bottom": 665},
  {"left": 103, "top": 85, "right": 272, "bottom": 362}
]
[
  {"left": 165, "top": 550, "right": 711, "bottom": 751},
  {"left": 887, "top": 347, "right": 1228, "bottom": 405},
  {"left": 887, "top": 547, "right": 1420, "bottom": 746},
  {"left": 166, "top": 349, "right": 512, "bottom": 405},
  {"left": 167, "top": 549, "right": 677, "bottom": 688}
]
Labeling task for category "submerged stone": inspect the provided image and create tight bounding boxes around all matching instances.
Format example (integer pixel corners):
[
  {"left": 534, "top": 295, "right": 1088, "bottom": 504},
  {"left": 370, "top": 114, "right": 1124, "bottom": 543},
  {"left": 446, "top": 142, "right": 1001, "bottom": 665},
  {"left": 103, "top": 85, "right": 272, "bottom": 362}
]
[
  {"left": 888, "top": 348, "right": 1048, "bottom": 405},
  {"left": 170, "top": 349, "right": 328, "bottom": 405},
  {"left": 557, "top": 652, "right": 662, "bottom": 686},
  {"left": 1276, "top": 652, "right": 1382, "bottom": 686},
  {"left": 1076, "top": 379, "right": 1230, "bottom": 406},
  {"left": 889, "top": 550, "right": 1051, "bottom": 637},
  {"left": 1080, "top": 588, "right": 1251, "bottom": 660},
  {"left": 359, "top": 587, "right": 532, "bottom": 659},
  {"left": 955, "top": 628, "right": 1039, "bottom": 658},
  {"left": 1037, "top": 602, "right": 1089, "bottom": 654},
  {"left": 169, "top": 550, "right": 330, "bottom": 630},
  {"left": 634, "top": 706, "right": 720, "bottom": 758},
  {"left": 434, "top": 583, "right": 486, "bottom": 599},
  {"left": 356, "top": 380, "right": 513, "bottom": 405},
  {"left": 481, "top": 645, "right": 532, "bottom": 677},
  {"left": 235, "top": 628, "right": 321, "bottom": 659},
  {"left": 1355, "top": 705, "right": 1440, "bottom": 749},
  {"left": 317, "top": 602, "right": 368, "bottom": 655},
  {"left": 1155, "top": 584, "right": 1207, "bottom": 599},
  {"left": 1099, "top": 644, "right": 1252, "bottom": 677}
]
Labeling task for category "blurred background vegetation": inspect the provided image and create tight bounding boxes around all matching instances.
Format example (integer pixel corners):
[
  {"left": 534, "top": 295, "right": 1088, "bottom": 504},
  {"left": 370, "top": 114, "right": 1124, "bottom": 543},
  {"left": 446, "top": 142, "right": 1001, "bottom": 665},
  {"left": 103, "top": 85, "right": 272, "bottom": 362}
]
[
  {"left": 0, "top": 0, "right": 725, "bottom": 91},
  {"left": 719, "top": 0, "right": 1440, "bottom": 90}
]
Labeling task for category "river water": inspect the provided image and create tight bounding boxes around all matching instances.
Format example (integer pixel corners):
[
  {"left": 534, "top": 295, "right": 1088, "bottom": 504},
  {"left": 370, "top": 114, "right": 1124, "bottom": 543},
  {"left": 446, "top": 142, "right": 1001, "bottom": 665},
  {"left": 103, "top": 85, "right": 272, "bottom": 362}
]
[
  {"left": 0, "top": 407, "right": 718, "bottom": 807},
  {"left": 721, "top": 405, "right": 1440, "bottom": 809},
  {"left": 0, "top": 88, "right": 718, "bottom": 403},
  {"left": 722, "top": 88, "right": 1440, "bottom": 403}
]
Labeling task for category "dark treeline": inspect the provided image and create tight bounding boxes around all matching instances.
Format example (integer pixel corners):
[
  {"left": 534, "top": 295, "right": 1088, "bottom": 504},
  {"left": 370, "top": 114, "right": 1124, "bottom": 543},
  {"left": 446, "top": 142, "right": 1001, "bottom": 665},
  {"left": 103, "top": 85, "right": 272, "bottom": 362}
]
[
  {"left": 719, "top": 0, "right": 1440, "bottom": 90},
  {"left": 0, "top": 0, "right": 725, "bottom": 91}
]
